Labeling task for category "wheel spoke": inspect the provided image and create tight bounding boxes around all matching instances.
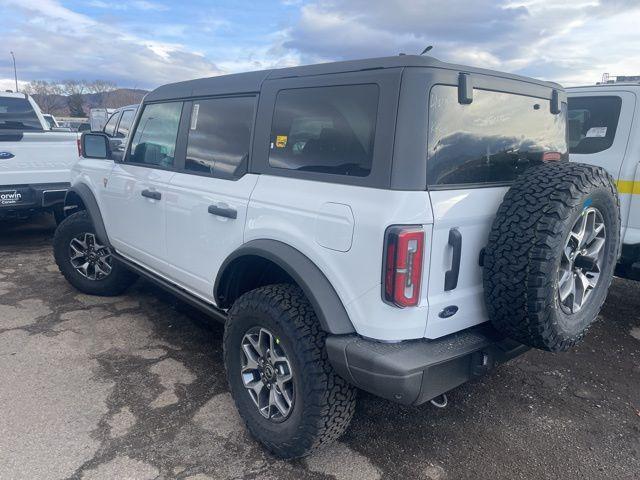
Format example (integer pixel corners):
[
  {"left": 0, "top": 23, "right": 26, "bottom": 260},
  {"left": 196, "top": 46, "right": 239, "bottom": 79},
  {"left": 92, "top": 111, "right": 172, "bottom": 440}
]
[
  {"left": 584, "top": 237, "right": 605, "bottom": 260},
  {"left": 558, "top": 271, "right": 574, "bottom": 303}
]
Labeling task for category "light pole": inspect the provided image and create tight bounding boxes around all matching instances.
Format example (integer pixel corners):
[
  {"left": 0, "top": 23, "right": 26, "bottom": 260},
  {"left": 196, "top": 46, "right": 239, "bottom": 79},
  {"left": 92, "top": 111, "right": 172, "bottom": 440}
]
[{"left": 10, "top": 51, "right": 18, "bottom": 92}]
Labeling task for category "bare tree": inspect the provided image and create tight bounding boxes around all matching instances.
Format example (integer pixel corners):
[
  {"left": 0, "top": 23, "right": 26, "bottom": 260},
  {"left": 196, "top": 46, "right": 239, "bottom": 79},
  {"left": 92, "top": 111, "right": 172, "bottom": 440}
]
[
  {"left": 87, "top": 80, "right": 117, "bottom": 94},
  {"left": 23, "top": 80, "right": 65, "bottom": 115},
  {"left": 87, "top": 80, "right": 117, "bottom": 108},
  {"left": 61, "top": 80, "right": 89, "bottom": 117}
]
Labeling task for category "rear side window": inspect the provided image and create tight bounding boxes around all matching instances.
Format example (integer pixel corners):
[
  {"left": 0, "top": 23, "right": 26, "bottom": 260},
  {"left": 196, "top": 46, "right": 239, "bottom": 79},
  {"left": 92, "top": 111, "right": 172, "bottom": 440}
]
[
  {"left": 103, "top": 113, "right": 120, "bottom": 136},
  {"left": 128, "top": 102, "right": 182, "bottom": 168},
  {"left": 427, "top": 85, "right": 567, "bottom": 187},
  {"left": 568, "top": 96, "right": 622, "bottom": 154},
  {"left": 269, "top": 84, "right": 379, "bottom": 177},
  {"left": 116, "top": 109, "right": 135, "bottom": 138},
  {"left": 0, "top": 97, "right": 43, "bottom": 131},
  {"left": 185, "top": 96, "right": 255, "bottom": 179}
]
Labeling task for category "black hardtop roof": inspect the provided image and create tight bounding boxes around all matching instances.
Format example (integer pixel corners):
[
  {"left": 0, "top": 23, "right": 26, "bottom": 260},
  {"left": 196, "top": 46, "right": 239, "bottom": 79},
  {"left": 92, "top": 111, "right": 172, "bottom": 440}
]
[{"left": 145, "top": 55, "right": 562, "bottom": 102}]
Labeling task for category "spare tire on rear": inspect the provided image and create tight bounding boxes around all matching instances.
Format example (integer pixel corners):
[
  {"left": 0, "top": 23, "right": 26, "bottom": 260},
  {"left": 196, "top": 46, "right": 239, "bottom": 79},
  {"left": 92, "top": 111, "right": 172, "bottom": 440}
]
[{"left": 483, "top": 162, "right": 620, "bottom": 352}]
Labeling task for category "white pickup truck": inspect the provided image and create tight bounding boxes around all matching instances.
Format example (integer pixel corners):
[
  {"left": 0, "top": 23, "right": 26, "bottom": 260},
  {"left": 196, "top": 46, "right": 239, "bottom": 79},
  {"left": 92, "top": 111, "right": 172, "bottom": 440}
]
[
  {"left": 568, "top": 83, "right": 640, "bottom": 279},
  {"left": 0, "top": 91, "right": 79, "bottom": 223}
]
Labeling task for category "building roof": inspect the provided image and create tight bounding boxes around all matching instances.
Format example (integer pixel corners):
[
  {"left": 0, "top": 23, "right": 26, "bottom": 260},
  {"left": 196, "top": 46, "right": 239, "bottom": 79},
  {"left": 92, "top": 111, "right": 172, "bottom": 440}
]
[{"left": 145, "top": 55, "right": 561, "bottom": 102}]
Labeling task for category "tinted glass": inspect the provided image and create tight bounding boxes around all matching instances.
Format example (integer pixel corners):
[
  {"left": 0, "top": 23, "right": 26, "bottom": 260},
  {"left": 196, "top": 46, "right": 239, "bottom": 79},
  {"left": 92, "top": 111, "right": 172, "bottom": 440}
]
[
  {"left": 568, "top": 96, "right": 622, "bottom": 154},
  {"left": 427, "top": 86, "right": 567, "bottom": 186},
  {"left": 0, "top": 97, "right": 43, "bottom": 131},
  {"left": 269, "top": 84, "right": 379, "bottom": 177},
  {"left": 129, "top": 102, "right": 182, "bottom": 168},
  {"left": 103, "top": 113, "right": 120, "bottom": 136},
  {"left": 116, "top": 109, "right": 135, "bottom": 138},
  {"left": 185, "top": 97, "right": 255, "bottom": 179},
  {"left": 44, "top": 115, "right": 56, "bottom": 128}
]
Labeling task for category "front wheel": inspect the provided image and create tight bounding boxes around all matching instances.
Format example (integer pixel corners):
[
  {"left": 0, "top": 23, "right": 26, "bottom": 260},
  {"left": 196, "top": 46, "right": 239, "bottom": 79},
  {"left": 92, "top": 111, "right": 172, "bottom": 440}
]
[
  {"left": 53, "top": 210, "right": 137, "bottom": 296},
  {"left": 223, "top": 284, "right": 356, "bottom": 459}
]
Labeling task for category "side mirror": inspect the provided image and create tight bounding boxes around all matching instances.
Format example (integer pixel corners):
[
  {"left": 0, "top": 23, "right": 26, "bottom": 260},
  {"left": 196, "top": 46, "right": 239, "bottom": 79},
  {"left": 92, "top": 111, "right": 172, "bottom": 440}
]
[{"left": 81, "top": 132, "right": 111, "bottom": 159}]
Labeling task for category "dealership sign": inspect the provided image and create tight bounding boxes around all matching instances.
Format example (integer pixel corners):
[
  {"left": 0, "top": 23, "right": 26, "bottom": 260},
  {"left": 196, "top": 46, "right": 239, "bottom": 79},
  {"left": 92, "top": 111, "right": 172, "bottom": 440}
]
[{"left": 0, "top": 190, "right": 22, "bottom": 205}]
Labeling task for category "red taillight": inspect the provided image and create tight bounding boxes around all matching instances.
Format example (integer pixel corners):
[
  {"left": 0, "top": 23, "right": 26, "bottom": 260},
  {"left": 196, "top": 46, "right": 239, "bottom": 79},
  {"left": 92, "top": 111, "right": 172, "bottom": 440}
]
[
  {"left": 77, "top": 138, "right": 82, "bottom": 157},
  {"left": 383, "top": 226, "right": 424, "bottom": 307},
  {"left": 542, "top": 151, "right": 562, "bottom": 162}
]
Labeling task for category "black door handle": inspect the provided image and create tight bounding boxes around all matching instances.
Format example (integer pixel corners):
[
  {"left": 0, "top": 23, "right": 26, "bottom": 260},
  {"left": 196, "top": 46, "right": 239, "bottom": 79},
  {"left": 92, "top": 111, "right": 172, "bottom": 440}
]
[
  {"left": 444, "top": 228, "right": 462, "bottom": 291},
  {"left": 208, "top": 204, "right": 237, "bottom": 219},
  {"left": 141, "top": 189, "right": 161, "bottom": 200}
]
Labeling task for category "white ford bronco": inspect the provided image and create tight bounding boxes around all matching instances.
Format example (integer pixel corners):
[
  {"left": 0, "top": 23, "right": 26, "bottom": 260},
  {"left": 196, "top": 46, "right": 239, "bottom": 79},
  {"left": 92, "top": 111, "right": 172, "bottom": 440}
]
[
  {"left": 567, "top": 83, "right": 640, "bottom": 279},
  {"left": 0, "top": 91, "right": 79, "bottom": 223},
  {"left": 53, "top": 56, "right": 620, "bottom": 458}
]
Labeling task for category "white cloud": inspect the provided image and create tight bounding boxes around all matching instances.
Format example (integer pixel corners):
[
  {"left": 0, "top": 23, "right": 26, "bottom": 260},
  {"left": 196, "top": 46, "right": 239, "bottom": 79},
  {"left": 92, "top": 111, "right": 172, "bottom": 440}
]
[
  {"left": 281, "top": 0, "right": 640, "bottom": 85},
  {"left": 2, "top": 0, "right": 221, "bottom": 89}
]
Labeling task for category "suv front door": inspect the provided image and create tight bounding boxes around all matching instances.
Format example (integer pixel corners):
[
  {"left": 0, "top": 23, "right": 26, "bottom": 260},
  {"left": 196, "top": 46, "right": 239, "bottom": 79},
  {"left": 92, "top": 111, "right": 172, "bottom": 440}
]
[{"left": 102, "top": 101, "right": 184, "bottom": 273}]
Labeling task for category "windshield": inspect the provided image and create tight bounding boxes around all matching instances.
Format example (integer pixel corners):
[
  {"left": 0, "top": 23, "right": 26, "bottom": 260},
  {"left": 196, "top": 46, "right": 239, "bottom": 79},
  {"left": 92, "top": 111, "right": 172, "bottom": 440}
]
[{"left": 0, "top": 97, "right": 43, "bottom": 131}]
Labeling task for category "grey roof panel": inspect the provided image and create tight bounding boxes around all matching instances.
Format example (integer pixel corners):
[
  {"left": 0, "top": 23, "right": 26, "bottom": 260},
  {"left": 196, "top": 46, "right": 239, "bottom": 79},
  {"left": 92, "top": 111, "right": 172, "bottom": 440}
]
[
  {"left": 144, "top": 55, "right": 562, "bottom": 103},
  {"left": 145, "top": 70, "right": 271, "bottom": 102}
]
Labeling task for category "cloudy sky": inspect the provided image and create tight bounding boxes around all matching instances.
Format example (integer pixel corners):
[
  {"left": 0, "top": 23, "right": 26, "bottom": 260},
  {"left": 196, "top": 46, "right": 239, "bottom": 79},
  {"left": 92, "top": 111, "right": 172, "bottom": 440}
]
[{"left": 1, "top": 0, "right": 640, "bottom": 91}]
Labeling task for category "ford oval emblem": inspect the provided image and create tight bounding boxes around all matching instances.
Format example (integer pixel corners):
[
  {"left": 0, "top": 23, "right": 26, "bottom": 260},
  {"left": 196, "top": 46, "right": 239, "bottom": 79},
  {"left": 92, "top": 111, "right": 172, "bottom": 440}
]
[
  {"left": 438, "top": 305, "right": 459, "bottom": 318},
  {"left": 0, "top": 152, "right": 15, "bottom": 160}
]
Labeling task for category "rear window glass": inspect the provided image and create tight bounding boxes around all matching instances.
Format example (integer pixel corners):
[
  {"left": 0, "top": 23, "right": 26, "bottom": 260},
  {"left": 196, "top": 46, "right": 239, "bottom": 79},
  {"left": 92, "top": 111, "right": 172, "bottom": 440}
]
[
  {"left": 0, "top": 97, "right": 43, "bottom": 131},
  {"left": 568, "top": 96, "right": 622, "bottom": 154},
  {"left": 185, "top": 96, "right": 255, "bottom": 179},
  {"left": 427, "top": 86, "right": 567, "bottom": 187},
  {"left": 269, "top": 84, "right": 379, "bottom": 177}
]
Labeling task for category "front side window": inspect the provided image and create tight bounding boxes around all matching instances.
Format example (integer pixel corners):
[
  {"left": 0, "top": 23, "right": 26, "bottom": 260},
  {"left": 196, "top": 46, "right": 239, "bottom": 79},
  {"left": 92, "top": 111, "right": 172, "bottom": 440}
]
[
  {"left": 427, "top": 85, "right": 567, "bottom": 187},
  {"left": 185, "top": 96, "right": 255, "bottom": 179},
  {"left": 103, "top": 113, "right": 120, "bottom": 136},
  {"left": 269, "top": 84, "right": 379, "bottom": 177},
  {"left": 128, "top": 102, "right": 182, "bottom": 168},
  {"left": 0, "top": 97, "right": 43, "bottom": 131},
  {"left": 568, "top": 96, "right": 622, "bottom": 154},
  {"left": 116, "top": 109, "right": 135, "bottom": 138}
]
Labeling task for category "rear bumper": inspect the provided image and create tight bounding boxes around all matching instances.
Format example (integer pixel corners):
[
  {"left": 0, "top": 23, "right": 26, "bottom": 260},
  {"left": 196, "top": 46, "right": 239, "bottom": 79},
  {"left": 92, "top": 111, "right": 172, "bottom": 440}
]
[
  {"left": 326, "top": 324, "right": 529, "bottom": 406},
  {"left": 0, "top": 182, "right": 69, "bottom": 216}
]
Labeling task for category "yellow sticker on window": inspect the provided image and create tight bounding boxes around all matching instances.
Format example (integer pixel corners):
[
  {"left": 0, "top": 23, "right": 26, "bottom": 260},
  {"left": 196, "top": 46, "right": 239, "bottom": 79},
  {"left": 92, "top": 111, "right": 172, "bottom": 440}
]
[{"left": 276, "top": 135, "right": 288, "bottom": 148}]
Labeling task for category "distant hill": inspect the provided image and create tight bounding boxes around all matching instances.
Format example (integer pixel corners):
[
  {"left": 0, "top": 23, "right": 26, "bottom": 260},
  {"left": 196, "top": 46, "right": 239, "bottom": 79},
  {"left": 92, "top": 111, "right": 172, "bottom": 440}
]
[{"left": 31, "top": 88, "right": 148, "bottom": 117}]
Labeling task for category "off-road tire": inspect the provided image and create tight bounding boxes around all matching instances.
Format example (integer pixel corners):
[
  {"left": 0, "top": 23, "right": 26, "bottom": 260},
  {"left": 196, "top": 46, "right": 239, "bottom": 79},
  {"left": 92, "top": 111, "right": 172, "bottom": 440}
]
[
  {"left": 224, "top": 284, "right": 356, "bottom": 459},
  {"left": 483, "top": 162, "right": 620, "bottom": 352},
  {"left": 53, "top": 210, "right": 136, "bottom": 296}
]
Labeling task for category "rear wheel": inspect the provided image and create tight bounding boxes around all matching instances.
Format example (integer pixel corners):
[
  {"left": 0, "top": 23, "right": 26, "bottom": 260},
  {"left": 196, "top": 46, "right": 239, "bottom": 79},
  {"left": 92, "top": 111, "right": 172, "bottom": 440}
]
[
  {"left": 483, "top": 162, "right": 620, "bottom": 352},
  {"left": 53, "top": 211, "right": 137, "bottom": 296},
  {"left": 223, "top": 284, "right": 356, "bottom": 459}
]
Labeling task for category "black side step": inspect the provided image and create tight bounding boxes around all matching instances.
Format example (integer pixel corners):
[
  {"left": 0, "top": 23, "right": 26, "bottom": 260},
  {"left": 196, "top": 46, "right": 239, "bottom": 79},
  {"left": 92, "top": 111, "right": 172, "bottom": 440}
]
[{"left": 114, "top": 253, "right": 228, "bottom": 323}]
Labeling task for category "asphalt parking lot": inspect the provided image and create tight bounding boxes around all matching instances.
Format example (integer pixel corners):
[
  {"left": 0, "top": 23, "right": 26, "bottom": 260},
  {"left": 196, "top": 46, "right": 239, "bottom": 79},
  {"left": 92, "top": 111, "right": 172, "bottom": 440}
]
[{"left": 1, "top": 215, "right": 639, "bottom": 480}]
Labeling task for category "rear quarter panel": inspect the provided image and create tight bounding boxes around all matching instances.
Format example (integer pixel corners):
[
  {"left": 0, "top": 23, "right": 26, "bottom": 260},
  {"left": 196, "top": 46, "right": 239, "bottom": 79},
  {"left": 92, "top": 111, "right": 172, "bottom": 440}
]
[{"left": 246, "top": 176, "right": 434, "bottom": 341}]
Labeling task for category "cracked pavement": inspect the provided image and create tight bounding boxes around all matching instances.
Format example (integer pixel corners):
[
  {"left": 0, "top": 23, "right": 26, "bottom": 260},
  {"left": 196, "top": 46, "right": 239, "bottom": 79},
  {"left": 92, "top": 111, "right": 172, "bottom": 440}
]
[{"left": 0, "top": 215, "right": 639, "bottom": 480}]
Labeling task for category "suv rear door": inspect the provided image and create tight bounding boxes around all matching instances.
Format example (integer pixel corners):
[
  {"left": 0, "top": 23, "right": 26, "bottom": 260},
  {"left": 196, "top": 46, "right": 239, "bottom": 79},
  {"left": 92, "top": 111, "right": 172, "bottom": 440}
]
[
  {"left": 163, "top": 96, "right": 258, "bottom": 299},
  {"left": 424, "top": 77, "right": 567, "bottom": 338}
]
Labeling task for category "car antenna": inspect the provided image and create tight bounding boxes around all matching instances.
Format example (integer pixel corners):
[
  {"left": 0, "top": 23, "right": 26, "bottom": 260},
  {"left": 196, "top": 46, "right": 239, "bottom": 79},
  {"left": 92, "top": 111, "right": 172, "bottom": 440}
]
[{"left": 420, "top": 45, "right": 433, "bottom": 55}]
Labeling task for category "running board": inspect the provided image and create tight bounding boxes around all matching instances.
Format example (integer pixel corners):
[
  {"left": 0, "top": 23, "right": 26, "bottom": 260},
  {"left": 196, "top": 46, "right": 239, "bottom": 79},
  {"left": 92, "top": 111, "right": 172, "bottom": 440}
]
[{"left": 113, "top": 253, "right": 228, "bottom": 323}]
